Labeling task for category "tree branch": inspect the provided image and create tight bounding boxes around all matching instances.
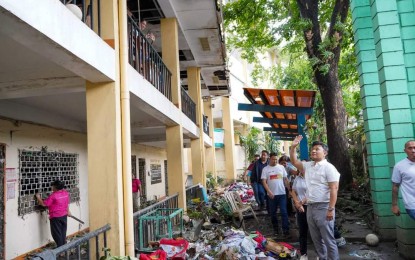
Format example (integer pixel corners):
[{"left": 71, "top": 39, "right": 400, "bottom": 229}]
[
  {"left": 296, "top": 0, "right": 322, "bottom": 65},
  {"left": 328, "top": 0, "right": 350, "bottom": 65}
]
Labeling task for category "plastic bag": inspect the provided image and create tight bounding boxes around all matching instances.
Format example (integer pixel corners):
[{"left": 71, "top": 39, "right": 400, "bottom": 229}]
[
  {"left": 139, "top": 249, "right": 167, "bottom": 260},
  {"left": 159, "top": 238, "right": 189, "bottom": 259}
]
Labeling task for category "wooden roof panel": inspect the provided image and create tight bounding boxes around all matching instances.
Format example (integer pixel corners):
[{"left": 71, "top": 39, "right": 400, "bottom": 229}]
[{"left": 243, "top": 88, "right": 316, "bottom": 133}]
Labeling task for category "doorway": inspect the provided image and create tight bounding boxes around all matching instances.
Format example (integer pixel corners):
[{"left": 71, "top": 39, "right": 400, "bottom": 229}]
[{"left": 138, "top": 158, "right": 146, "bottom": 204}]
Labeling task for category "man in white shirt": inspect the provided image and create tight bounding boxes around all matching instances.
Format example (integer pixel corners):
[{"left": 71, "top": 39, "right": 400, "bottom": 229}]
[
  {"left": 391, "top": 140, "right": 415, "bottom": 220},
  {"left": 290, "top": 135, "right": 340, "bottom": 260},
  {"left": 262, "top": 152, "right": 290, "bottom": 237}
]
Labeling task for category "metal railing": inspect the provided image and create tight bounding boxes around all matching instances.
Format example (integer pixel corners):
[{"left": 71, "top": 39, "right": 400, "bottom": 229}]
[
  {"left": 60, "top": 0, "right": 101, "bottom": 36},
  {"left": 133, "top": 193, "right": 179, "bottom": 250},
  {"left": 186, "top": 184, "right": 203, "bottom": 202},
  {"left": 31, "top": 224, "right": 110, "bottom": 260},
  {"left": 127, "top": 16, "right": 172, "bottom": 101},
  {"left": 202, "top": 115, "right": 210, "bottom": 135},
  {"left": 181, "top": 87, "right": 197, "bottom": 124}
]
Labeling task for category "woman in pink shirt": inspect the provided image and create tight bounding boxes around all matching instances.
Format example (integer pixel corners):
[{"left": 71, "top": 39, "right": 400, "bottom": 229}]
[
  {"left": 36, "top": 180, "right": 70, "bottom": 247},
  {"left": 132, "top": 175, "right": 142, "bottom": 212}
]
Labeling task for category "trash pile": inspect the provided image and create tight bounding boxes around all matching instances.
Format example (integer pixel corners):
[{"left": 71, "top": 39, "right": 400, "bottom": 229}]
[
  {"left": 227, "top": 182, "right": 256, "bottom": 205},
  {"left": 138, "top": 228, "right": 297, "bottom": 259},
  {"left": 138, "top": 182, "right": 298, "bottom": 259}
]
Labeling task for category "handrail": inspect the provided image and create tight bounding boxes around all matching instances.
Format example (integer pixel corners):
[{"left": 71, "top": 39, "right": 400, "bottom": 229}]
[
  {"left": 31, "top": 224, "right": 111, "bottom": 260},
  {"left": 186, "top": 183, "right": 203, "bottom": 202},
  {"left": 181, "top": 87, "right": 197, "bottom": 124},
  {"left": 133, "top": 193, "right": 179, "bottom": 250},
  {"left": 203, "top": 115, "right": 210, "bottom": 135},
  {"left": 127, "top": 16, "right": 172, "bottom": 101}
]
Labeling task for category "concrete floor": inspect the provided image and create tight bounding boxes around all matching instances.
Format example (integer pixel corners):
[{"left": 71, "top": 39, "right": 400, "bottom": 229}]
[{"left": 244, "top": 212, "right": 404, "bottom": 259}]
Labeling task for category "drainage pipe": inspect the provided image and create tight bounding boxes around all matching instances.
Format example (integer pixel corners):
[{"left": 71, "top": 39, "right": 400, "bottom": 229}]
[{"left": 118, "top": 0, "right": 135, "bottom": 256}]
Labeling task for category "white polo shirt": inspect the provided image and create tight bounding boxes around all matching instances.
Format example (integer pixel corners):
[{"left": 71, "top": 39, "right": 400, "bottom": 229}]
[
  {"left": 261, "top": 164, "right": 287, "bottom": 195},
  {"left": 302, "top": 159, "right": 340, "bottom": 203},
  {"left": 392, "top": 158, "right": 415, "bottom": 209}
]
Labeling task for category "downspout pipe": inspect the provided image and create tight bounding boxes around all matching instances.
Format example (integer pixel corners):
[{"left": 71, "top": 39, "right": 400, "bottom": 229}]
[{"left": 118, "top": 0, "right": 135, "bottom": 256}]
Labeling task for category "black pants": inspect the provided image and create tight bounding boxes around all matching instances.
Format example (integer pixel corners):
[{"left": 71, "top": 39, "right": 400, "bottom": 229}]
[
  {"left": 50, "top": 216, "right": 68, "bottom": 247},
  {"left": 297, "top": 205, "right": 308, "bottom": 255}
]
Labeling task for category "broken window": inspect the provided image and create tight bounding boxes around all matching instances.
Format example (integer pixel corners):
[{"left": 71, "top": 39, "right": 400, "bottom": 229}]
[{"left": 18, "top": 149, "right": 80, "bottom": 216}]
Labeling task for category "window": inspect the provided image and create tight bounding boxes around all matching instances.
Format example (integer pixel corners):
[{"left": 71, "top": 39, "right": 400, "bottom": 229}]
[{"left": 18, "top": 149, "right": 80, "bottom": 216}]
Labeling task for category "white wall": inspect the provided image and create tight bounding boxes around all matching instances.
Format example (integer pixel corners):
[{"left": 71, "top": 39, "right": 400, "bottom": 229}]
[
  {"left": 215, "top": 145, "right": 246, "bottom": 179},
  {"left": 131, "top": 143, "right": 167, "bottom": 200},
  {"left": 0, "top": 119, "right": 171, "bottom": 258},
  {"left": 0, "top": 119, "right": 88, "bottom": 259}
]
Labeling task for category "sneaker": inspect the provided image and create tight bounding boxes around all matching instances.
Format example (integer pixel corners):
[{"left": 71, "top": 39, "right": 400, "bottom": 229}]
[
  {"left": 300, "top": 254, "right": 308, "bottom": 260},
  {"left": 336, "top": 237, "right": 346, "bottom": 247}
]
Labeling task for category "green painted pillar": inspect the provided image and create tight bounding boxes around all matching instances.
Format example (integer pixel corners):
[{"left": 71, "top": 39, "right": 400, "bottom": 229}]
[
  {"left": 371, "top": 2, "right": 415, "bottom": 257},
  {"left": 351, "top": 0, "right": 394, "bottom": 238},
  {"left": 352, "top": 0, "right": 415, "bottom": 258}
]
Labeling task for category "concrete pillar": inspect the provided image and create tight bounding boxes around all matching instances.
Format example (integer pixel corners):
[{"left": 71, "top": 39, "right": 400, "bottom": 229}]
[
  {"left": 188, "top": 67, "right": 206, "bottom": 186},
  {"left": 161, "top": 18, "right": 186, "bottom": 209},
  {"left": 352, "top": 0, "right": 393, "bottom": 238},
  {"left": 166, "top": 125, "right": 187, "bottom": 209},
  {"left": 86, "top": 81, "right": 125, "bottom": 255},
  {"left": 353, "top": 0, "right": 415, "bottom": 257},
  {"left": 84, "top": 0, "right": 127, "bottom": 255},
  {"left": 222, "top": 97, "right": 236, "bottom": 181},
  {"left": 371, "top": 1, "right": 415, "bottom": 259},
  {"left": 204, "top": 98, "right": 217, "bottom": 178},
  {"left": 161, "top": 18, "right": 181, "bottom": 108}
]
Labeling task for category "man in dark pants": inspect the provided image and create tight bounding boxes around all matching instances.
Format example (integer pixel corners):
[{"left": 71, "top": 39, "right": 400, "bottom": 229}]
[
  {"left": 250, "top": 150, "right": 269, "bottom": 210},
  {"left": 36, "top": 180, "right": 70, "bottom": 247}
]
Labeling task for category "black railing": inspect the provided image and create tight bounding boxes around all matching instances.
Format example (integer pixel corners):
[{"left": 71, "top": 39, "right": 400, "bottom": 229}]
[
  {"left": 31, "top": 224, "right": 110, "bottom": 260},
  {"left": 127, "top": 17, "right": 172, "bottom": 101},
  {"left": 181, "top": 87, "right": 197, "bottom": 124},
  {"left": 133, "top": 193, "right": 179, "bottom": 250},
  {"left": 202, "top": 115, "right": 210, "bottom": 135},
  {"left": 60, "top": 0, "right": 101, "bottom": 35},
  {"left": 186, "top": 184, "right": 203, "bottom": 202}
]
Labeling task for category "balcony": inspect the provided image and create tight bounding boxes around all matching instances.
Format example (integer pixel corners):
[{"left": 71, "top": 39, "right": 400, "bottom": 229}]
[
  {"left": 203, "top": 115, "right": 210, "bottom": 135},
  {"left": 60, "top": 0, "right": 101, "bottom": 36},
  {"left": 127, "top": 16, "right": 172, "bottom": 101},
  {"left": 181, "top": 87, "right": 196, "bottom": 124}
]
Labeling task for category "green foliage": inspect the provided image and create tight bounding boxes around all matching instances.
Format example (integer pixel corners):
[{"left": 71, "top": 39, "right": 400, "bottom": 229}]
[
  {"left": 263, "top": 133, "right": 280, "bottom": 154},
  {"left": 236, "top": 127, "right": 262, "bottom": 165},
  {"left": 206, "top": 172, "right": 224, "bottom": 190}
]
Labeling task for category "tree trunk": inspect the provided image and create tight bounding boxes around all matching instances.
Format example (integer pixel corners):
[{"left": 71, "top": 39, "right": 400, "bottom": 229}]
[{"left": 315, "top": 68, "right": 352, "bottom": 188}]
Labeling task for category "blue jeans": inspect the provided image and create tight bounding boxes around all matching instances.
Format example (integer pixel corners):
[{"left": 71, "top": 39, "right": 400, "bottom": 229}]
[
  {"left": 252, "top": 182, "right": 266, "bottom": 206},
  {"left": 268, "top": 194, "right": 289, "bottom": 233},
  {"left": 406, "top": 208, "right": 415, "bottom": 220}
]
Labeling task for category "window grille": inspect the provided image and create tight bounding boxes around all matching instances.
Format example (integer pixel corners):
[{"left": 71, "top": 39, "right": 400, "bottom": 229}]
[{"left": 18, "top": 149, "right": 80, "bottom": 216}]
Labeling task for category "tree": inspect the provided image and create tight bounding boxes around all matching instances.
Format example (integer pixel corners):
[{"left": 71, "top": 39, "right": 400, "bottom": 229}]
[
  {"left": 237, "top": 127, "right": 262, "bottom": 166},
  {"left": 224, "top": 0, "right": 355, "bottom": 187}
]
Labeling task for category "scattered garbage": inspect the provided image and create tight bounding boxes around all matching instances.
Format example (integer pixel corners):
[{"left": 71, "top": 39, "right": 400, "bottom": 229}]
[{"left": 349, "top": 249, "right": 381, "bottom": 259}]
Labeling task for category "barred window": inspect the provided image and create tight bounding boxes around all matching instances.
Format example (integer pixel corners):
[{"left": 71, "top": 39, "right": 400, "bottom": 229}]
[{"left": 18, "top": 149, "right": 80, "bottom": 216}]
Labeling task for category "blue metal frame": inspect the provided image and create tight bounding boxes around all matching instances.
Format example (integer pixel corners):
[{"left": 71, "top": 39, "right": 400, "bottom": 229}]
[{"left": 297, "top": 114, "right": 309, "bottom": 160}]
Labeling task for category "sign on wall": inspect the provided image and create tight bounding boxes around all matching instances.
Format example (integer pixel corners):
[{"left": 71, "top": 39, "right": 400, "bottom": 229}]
[{"left": 150, "top": 159, "right": 162, "bottom": 184}]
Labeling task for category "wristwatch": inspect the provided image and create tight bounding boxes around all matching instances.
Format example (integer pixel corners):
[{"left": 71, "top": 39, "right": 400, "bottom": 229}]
[{"left": 328, "top": 207, "right": 335, "bottom": 211}]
